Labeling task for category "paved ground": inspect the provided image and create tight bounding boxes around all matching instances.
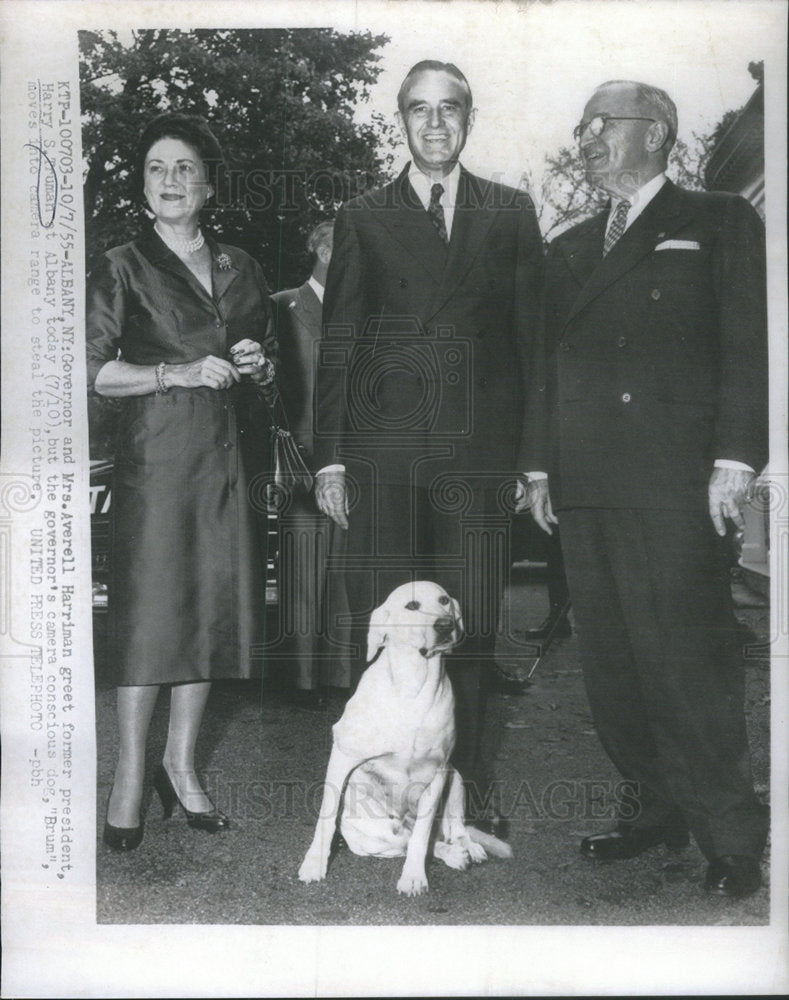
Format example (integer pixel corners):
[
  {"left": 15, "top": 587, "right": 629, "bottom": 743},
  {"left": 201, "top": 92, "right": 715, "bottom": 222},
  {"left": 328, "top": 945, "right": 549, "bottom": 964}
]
[{"left": 94, "top": 571, "right": 770, "bottom": 926}]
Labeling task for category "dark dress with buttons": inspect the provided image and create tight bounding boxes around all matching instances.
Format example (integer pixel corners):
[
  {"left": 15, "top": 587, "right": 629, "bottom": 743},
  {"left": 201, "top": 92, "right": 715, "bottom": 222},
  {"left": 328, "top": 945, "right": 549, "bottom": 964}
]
[{"left": 86, "top": 228, "right": 275, "bottom": 685}]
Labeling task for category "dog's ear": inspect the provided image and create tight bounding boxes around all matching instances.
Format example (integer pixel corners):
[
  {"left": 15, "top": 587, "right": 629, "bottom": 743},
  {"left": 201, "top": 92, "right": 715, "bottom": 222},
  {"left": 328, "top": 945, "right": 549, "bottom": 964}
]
[
  {"left": 366, "top": 603, "right": 390, "bottom": 662},
  {"left": 450, "top": 597, "right": 464, "bottom": 639}
]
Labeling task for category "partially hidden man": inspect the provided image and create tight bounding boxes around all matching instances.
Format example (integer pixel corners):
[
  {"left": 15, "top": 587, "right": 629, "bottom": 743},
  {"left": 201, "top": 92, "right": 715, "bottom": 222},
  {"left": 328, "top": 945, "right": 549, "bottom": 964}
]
[
  {"left": 518, "top": 80, "right": 768, "bottom": 899},
  {"left": 314, "top": 61, "right": 544, "bottom": 827}
]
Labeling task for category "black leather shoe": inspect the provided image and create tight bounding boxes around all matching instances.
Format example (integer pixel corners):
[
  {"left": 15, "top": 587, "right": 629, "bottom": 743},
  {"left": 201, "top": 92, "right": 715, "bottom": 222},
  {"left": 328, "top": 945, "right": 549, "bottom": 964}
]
[
  {"left": 581, "top": 823, "right": 689, "bottom": 860},
  {"left": 467, "top": 810, "right": 510, "bottom": 841},
  {"left": 525, "top": 605, "right": 572, "bottom": 641},
  {"left": 705, "top": 855, "right": 762, "bottom": 899},
  {"left": 153, "top": 765, "right": 230, "bottom": 833},
  {"left": 103, "top": 819, "right": 144, "bottom": 851},
  {"left": 489, "top": 663, "right": 531, "bottom": 696}
]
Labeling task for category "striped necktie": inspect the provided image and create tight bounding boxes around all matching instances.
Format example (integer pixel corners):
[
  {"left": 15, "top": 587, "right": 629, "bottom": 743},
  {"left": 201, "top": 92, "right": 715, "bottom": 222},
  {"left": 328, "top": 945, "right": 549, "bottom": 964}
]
[
  {"left": 428, "top": 182, "right": 448, "bottom": 244},
  {"left": 603, "top": 200, "right": 630, "bottom": 255}
]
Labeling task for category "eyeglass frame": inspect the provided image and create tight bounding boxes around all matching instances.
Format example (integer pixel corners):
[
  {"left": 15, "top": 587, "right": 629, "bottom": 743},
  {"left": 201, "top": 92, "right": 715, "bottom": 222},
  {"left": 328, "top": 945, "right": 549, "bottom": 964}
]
[{"left": 573, "top": 114, "right": 657, "bottom": 142}]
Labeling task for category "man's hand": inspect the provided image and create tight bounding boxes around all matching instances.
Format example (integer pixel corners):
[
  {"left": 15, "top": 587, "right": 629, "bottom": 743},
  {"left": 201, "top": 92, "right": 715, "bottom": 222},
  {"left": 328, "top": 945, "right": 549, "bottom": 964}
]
[
  {"left": 515, "top": 477, "right": 558, "bottom": 535},
  {"left": 315, "top": 470, "right": 349, "bottom": 530},
  {"left": 708, "top": 467, "right": 756, "bottom": 537}
]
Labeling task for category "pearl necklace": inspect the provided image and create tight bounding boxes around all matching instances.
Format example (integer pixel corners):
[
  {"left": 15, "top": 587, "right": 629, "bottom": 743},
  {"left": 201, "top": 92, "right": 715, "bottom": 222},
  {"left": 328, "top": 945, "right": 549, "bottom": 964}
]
[{"left": 155, "top": 223, "right": 205, "bottom": 255}]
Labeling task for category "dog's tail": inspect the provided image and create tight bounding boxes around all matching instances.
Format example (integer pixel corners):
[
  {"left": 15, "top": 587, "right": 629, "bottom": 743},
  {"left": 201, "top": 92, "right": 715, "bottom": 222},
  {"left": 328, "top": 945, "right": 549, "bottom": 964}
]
[{"left": 466, "top": 826, "right": 513, "bottom": 859}]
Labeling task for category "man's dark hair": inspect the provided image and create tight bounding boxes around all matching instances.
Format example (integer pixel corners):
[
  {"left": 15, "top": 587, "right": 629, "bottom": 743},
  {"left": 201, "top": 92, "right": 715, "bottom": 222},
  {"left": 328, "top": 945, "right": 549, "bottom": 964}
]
[{"left": 397, "top": 60, "right": 473, "bottom": 115}]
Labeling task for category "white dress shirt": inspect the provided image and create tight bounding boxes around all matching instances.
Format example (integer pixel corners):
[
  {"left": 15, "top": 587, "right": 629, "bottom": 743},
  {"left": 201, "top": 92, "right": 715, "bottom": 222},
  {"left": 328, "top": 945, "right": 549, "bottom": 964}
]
[
  {"left": 607, "top": 171, "right": 667, "bottom": 238},
  {"left": 307, "top": 274, "right": 324, "bottom": 304},
  {"left": 407, "top": 161, "right": 461, "bottom": 240}
]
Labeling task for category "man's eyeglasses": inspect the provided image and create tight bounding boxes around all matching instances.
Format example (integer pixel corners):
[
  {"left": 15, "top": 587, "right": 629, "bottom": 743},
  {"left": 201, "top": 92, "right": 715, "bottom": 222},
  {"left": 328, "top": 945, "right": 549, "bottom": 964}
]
[{"left": 573, "top": 114, "right": 656, "bottom": 142}]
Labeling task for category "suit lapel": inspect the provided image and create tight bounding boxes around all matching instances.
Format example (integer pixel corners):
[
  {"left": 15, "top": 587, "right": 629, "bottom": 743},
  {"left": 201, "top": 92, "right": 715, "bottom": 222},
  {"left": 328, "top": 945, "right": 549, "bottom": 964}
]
[
  {"left": 372, "top": 166, "right": 448, "bottom": 284},
  {"left": 294, "top": 281, "right": 322, "bottom": 325},
  {"left": 136, "top": 227, "right": 238, "bottom": 310},
  {"left": 565, "top": 181, "right": 692, "bottom": 327},
  {"left": 557, "top": 212, "right": 607, "bottom": 290},
  {"left": 205, "top": 234, "right": 240, "bottom": 304},
  {"left": 426, "top": 169, "right": 499, "bottom": 320}
]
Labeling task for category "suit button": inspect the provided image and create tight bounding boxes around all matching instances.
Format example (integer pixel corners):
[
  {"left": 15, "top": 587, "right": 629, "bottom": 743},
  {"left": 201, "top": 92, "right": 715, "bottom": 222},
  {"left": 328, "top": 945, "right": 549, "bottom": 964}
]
[
  {"left": 399, "top": 278, "right": 407, "bottom": 288},
  {"left": 478, "top": 377, "right": 488, "bottom": 387},
  {"left": 621, "top": 393, "right": 631, "bottom": 403},
  {"left": 562, "top": 342, "right": 571, "bottom": 351},
  {"left": 215, "top": 319, "right": 223, "bottom": 328},
  {"left": 617, "top": 336, "right": 627, "bottom": 348},
  {"left": 651, "top": 289, "right": 661, "bottom": 300},
  {"left": 223, "top": 441, "right": 233, "bottom": 450}
]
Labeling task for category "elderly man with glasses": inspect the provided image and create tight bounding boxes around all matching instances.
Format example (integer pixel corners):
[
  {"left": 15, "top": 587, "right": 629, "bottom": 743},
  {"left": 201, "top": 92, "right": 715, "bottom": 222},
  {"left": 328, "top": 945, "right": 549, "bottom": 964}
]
[{"left": 517, "top": 79, "right": 768, "bottom": 899}]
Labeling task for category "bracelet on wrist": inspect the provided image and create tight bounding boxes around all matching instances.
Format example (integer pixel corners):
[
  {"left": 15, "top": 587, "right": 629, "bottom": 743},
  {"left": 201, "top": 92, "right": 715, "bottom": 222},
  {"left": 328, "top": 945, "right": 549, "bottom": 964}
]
[
  {"left": 155, "top": 362, "right": 169, "bottom": 394},
  {"left": 253, "top": 357, "right": 275, "bottom": 385}
]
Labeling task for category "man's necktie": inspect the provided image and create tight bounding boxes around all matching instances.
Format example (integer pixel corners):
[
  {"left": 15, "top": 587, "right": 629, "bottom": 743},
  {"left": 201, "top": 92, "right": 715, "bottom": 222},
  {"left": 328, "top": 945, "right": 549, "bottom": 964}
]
[
  {"left": 428, "top": 182, "right": 448, "bottom": 244},
  {"left": 603, "top": 199, "right": 630, "bottom": 255}
]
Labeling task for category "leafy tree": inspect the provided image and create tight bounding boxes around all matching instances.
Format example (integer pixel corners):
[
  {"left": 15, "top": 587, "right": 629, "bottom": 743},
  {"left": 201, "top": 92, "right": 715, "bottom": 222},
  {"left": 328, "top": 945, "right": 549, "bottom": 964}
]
[
  {"left": 81, "top": 28, "right": 395, "bottom": 459},
  {"left": 80, "top": 28, "right": 395, "bottom": 286}
]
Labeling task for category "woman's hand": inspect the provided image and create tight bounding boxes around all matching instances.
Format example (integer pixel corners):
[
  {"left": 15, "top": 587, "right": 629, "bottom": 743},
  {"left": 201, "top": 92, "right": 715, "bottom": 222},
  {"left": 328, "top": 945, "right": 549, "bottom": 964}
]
[
  {"left": 229, "top": 339, "right": 265, "bottom": 375},
  {"left": 168, "top": 355, "right": 240, "bottom": 390}
]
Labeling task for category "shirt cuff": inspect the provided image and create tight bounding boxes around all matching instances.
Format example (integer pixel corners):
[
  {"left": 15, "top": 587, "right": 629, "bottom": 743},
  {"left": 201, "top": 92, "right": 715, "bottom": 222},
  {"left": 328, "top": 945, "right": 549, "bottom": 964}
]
[
  {"left": 714, "top": 459, "right": 755, "bottom": 473},
  {"left": 524, "top": 471, "right": 548, "bottom": 480},
  {"left": 316, "top": 464, "right": 345, "bottom": 476}
]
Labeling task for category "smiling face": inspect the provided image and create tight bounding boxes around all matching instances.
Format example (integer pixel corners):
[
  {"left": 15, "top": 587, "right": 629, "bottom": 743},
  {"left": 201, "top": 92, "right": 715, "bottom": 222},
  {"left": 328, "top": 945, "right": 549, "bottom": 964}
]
[
  {"left": 579, "top": 83, "right": 663, "bottom": 198},
  {"left": 397, "top": 69, "right": 475, "bottom": 178},
  {"left": 143, "top": 136, "right": 212, "bottom": 228}
]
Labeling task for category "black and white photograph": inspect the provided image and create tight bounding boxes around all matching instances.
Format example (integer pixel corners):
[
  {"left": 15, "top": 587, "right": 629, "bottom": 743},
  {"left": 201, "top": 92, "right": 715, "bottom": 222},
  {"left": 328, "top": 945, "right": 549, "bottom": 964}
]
[{"left": 1, "top": 0, "right": 787, "bottom": 995}]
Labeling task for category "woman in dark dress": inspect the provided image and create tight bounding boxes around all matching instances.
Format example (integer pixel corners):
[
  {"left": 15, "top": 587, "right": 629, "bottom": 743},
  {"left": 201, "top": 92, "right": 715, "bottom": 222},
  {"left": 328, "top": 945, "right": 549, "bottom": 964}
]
[{"left": 87, "top": 113, "right": 275, "bottom": 849}]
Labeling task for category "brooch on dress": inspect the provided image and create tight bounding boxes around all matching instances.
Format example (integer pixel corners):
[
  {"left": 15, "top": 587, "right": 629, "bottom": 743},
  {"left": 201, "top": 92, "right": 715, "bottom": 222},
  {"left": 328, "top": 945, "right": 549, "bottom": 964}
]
[{"left": 215, "top": 253, "right": 233, "bottom": 271}]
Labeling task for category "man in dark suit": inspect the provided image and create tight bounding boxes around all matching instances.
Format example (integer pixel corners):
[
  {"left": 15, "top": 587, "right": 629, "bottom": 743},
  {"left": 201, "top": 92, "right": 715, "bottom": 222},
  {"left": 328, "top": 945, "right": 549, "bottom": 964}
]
[
  {"left": 313, "top": 61, "right": 543, "bottom": 822},
  {"left": 271, "top": 221, "right": 350, "bottom": 701},
  {"left": 518, "top": 79, "right": 768, "bottom": 898}
]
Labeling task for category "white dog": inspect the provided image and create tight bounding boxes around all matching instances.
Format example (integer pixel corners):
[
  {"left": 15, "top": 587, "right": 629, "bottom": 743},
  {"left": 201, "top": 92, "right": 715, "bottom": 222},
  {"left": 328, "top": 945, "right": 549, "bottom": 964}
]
[{"left": 298, "top": 580, "right": 512, "bottom": 896}]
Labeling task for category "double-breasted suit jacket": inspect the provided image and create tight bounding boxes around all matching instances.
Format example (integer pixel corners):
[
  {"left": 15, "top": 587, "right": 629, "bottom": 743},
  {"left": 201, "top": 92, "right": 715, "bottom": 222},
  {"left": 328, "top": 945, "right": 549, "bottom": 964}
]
[
  {"left": 521, "top": 180, "right": 769, "bottom": 859},
  {"left": 315, "top": 164, "right": 544, "bottom": 489},
  {"left": 521, "top": 180, "right": 768, "bottom": 508}
]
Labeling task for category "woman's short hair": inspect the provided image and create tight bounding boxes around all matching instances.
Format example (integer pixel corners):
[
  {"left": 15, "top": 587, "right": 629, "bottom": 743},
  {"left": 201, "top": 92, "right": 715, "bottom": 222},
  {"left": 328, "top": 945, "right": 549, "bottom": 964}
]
[{"left": 134, "top": 112, "right": 225, "bottom": 199}]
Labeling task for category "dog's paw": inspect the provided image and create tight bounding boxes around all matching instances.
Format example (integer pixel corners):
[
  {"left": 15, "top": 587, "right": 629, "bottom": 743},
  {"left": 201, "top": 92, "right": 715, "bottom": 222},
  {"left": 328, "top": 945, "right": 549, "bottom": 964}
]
[
  {"left": 396, "top": 869, "right": 429, "bottom": 896},
  {"left": 467, "top": 839, "right": 488, "bottom": 864},
  {"left": 434, "top": 840, "right": 470, "bottom": 871},
  {"left": 298, "top": 852, "right": 328, "bottom": 884}
]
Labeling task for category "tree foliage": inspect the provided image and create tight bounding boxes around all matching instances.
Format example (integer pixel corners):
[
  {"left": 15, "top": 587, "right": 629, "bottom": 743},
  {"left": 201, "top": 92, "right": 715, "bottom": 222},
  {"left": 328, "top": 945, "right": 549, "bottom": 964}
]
[{"left": 79, "top": 28, "right": 396, "bottom": 287}]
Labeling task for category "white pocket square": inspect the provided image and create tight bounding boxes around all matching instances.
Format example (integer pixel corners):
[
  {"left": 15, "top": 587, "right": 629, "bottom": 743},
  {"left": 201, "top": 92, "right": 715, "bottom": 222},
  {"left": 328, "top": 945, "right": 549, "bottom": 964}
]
[{"left": 655, "top": 239, "right": 701, "bottom": 251}]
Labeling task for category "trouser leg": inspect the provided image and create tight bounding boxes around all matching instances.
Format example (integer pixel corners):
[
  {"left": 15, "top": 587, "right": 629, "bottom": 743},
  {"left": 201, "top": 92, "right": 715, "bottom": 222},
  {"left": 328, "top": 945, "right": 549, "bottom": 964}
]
[{"left": 560, "top": 506, "right": 766, "bottom": 859}]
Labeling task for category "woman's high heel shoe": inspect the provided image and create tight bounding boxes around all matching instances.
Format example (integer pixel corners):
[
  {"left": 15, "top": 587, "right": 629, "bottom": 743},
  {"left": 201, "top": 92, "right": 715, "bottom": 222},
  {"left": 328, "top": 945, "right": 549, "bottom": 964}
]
[
  {"left": 153, "top": 764, "right": 230, "bottom": 833},
  {"left": 103, "top": 795, "right": 144, "bottom": 851}
]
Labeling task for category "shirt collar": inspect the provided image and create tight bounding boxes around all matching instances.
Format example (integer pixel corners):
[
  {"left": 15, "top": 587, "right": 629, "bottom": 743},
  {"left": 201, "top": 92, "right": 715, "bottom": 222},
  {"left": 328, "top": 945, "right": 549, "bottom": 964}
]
[
  {"left": 611, "top": 172, "right": 667, "bottom": 225},
  {"left": 307, "top": 275, "right": 324, "bottom": 304},
  {"left": 407, "top": 161, "right": 462, "bottom": 207}
]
